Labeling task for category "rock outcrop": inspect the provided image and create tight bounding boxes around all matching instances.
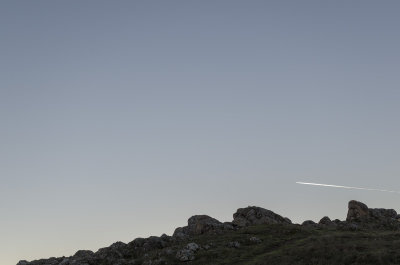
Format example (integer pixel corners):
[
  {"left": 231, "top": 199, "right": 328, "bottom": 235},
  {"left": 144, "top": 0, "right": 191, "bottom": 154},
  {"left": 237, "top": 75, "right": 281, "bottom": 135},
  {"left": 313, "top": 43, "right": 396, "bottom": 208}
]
[
  {"left": 346, "top": 200, "right": 400, "bottom": 230},
  {"left": 301, "top": 220, "right": 317, "bottom": 227},
  {"left": 17, "top": 200, "right": 400, "bottom": 265},
  {"left": 319, "top": 216, "right": 336, "bottom": 226},
  {"left": 173, "top": 215, "right": 235, "bottom": 238},
  {"left": 232, "top": 206, "right": 292, "bottom": 227},
  {"left": 347, "top": 200, "right": 398, "bottom": 222},
  {"left": 346, "top": 200, "right": 370, "bottom": 221}
]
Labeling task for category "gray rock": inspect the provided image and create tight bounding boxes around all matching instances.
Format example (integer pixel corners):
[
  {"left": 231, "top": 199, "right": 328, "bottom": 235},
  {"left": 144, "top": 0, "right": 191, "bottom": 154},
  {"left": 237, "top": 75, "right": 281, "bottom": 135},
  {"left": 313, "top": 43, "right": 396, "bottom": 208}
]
[
  {"left": 175, "top": 242, "right": 200, "bottom": 262},
  {"left": 347, "top": 200, "right": 369, "bottom": 222},
  {"left": 233, "top": 206, "right": 291, "bottom": 227},
  {"left": 95, "top": 241, "right": 129, "bottom": 264},
  {"left": 302, "top": 220, "right": 317, "bottom": 226},
  {"left": 249, "top": 236, "right": 262, "bottom": 243},
  {"left": 186, "top": 242, "right": 200, "bottom": 252},
  {"left": 319, "top": 216, "right": 336, "bottom": 226},
  {"left": 346, "top": 200, "right": 399, "bottom": 230},
  {"left": 173, "top": 215, "right": 232, "bottom": 237},
  {"left": 370, "top": 208, "right": 397, "bottom": 219},
  {"left": 69, "top": 250, "right": 96, "bottom": 265},
  {"left": 227, "top": 241, "right": 241, "bottom": 248}
]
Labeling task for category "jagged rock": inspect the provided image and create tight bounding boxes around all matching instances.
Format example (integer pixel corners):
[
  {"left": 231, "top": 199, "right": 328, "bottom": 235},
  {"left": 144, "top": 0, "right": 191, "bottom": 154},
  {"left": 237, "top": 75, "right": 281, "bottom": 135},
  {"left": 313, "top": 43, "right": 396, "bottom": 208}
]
[
  {"left": 345, "top": 200, "right": 400, "bottom": 231},
  {"left": 74, "top": 250, "right": 94, "bottom": 258},
  {"left": 302, "top": 220, "right": 317, "bottom": 226},
  {"left": 319, "top": 216, "right": 335, "bottom": 226},
  {"left": 68, "top": 250, "right": 97, "bottom": 265},
  {"left": 232, "top": 206, "right": 291, "bottom": 227},
  {"left": 369, "top": 208, "right": 397, "bottom": 219},
  {"left": 347, "top": 200, "right": 398, "bottom": 222},
  {"left": 160, "top": 234, "right": 170, "bottom": 241},
  {"left": 129, "top": 237, "right": 146, "bottom": 248},
  {"left": 17, "top": 261, "right": 29, "bottom": 265},
  {"left": 95, "top": 241, "right": 129, "bottom": 264},
  {"left": 172, "top": 227, "right": 189, "bottom": 239},
  {"left": 127, "top": 235, "right": 170, "bottom": 253},
  {"left": 173, "top": 215, "right": 233, "bottom": 237},
  {"left": 188, "top": 215, "right": 223, "bottom": 234},
  {"left": 347, "top": 200, "right": 369, "bottom": 221}
]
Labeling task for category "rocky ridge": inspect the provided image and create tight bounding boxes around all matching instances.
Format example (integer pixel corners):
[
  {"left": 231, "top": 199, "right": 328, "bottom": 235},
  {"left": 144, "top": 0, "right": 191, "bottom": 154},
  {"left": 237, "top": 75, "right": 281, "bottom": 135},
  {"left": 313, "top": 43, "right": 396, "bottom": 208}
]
[{"left": 17, "top": 201, "right": 400, "bottom": 265}]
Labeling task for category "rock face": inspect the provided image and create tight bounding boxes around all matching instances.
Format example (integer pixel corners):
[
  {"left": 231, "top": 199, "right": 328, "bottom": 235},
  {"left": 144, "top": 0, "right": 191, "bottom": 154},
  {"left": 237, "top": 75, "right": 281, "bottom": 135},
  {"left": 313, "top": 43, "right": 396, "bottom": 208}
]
[
  {"left": 345, "top": 200, "right": 400, "bottom": 231},
  {"left": 347, "top": 200, "right": 370, "bottom": 221},
  {"left": 173, "top": 215, "right": 234, "bottom": 238},
  {"left": 369, "top": 208, "right": 397, "bottom": 220},
  {"left": 347, "top": 200, "right": 398, "bottom": 223},
  {"left": 232, "top": 206, "right": 292, "bottom": 227}
]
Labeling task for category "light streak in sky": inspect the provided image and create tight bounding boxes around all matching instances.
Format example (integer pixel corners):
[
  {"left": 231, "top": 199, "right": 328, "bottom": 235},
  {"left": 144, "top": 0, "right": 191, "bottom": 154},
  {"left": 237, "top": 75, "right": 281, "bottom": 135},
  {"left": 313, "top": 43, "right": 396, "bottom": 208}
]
[{"left": 296, "top": 182, "right": 400, "bottom": 194}]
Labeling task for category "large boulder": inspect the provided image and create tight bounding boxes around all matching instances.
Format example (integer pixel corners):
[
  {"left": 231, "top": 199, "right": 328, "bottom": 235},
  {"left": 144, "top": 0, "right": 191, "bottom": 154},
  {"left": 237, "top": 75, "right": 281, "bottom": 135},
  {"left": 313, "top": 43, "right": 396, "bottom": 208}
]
[
  {"left": 301, "top": 220, "right": 317, "bottom": 227},
  {"left": 317, "top": 216, "right": 337, "bottom": 227},
  {"left": 232, "top": 206, "right": 292, "bottom": 227},
  {"left": 173, "top": 215, "right": 233, "bottom": 238},
  {"left": 346, "top": 200, "right": 398, "bottom": 222},
  {"left": 188, "top": 215, "right": 223, "bottom": 234},
  {"left": 346, "top": 200, "right": 369, "bottom": 222},
  {"left": 346, "top": 200, "right": 400, "bottom": 230}
]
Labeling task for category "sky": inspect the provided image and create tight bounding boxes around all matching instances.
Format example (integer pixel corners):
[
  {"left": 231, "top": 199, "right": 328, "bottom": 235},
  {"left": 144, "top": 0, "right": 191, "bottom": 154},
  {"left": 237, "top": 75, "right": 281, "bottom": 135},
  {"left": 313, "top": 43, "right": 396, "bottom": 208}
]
[{"left": 1, "top": 1, "right": 400, "bottom": 264}]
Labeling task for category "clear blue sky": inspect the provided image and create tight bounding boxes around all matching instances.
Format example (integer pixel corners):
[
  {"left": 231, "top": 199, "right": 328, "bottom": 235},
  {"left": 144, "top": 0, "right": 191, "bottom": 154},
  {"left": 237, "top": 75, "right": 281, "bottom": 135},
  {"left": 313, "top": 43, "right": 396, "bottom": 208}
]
[{"left": 1, "top": 1, "right": 400, "bottom": 264}]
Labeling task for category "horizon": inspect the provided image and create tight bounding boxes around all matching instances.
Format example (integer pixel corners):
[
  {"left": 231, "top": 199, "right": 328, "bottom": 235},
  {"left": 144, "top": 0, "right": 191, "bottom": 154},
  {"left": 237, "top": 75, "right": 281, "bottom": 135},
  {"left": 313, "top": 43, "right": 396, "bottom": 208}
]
[{"left": 2, "top": 1, "right": 400, "bottom": 264}]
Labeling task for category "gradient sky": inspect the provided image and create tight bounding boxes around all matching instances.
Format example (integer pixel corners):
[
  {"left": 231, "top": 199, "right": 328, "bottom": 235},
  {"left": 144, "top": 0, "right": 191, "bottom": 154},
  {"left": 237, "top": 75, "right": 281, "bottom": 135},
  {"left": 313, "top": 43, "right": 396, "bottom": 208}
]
[{"left": 2, "top": 1, "right": 400, "bottom": 264}]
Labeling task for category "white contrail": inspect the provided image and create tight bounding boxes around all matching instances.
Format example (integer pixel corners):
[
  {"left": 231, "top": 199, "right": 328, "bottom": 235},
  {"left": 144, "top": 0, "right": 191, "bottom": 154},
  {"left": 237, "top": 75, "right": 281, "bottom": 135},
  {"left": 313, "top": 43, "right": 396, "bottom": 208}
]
[{"left": 296, "top": 182, "right": 400, "bottom": 194}]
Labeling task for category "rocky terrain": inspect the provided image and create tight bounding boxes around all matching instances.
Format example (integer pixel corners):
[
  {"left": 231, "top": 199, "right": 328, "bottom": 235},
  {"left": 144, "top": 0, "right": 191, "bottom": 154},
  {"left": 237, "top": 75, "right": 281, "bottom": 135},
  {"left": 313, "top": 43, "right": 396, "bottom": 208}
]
[{"left": 18, "top": 200, "right": 400, "bottom": 265}]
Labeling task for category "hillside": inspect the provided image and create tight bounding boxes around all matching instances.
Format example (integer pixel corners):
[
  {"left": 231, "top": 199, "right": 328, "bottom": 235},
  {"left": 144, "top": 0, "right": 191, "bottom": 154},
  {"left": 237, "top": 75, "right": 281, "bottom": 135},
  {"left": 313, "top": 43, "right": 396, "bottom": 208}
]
[{"left": 17, "top": 200, "right": 400, "bottom": 265}]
